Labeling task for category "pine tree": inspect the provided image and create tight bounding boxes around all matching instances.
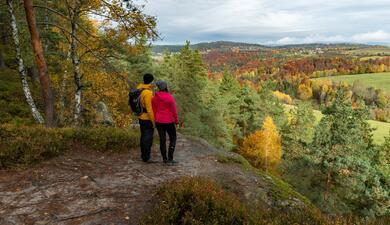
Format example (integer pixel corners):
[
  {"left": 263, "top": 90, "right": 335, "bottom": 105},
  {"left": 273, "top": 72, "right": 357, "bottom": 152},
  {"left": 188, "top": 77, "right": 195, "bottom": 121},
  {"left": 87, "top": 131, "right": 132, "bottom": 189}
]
[
  {"left": 23, "top": 0, "right": 55, "bottom": 127},
  {"left": 126, "top": 40, "right": 155, "bottom": 83},
  {"left": 309, "top": 89, "right": 388, "bottom": 217},
  {"left": 233, "top": 84, "right": 262, "bottom": 138},
  {"left": 378, "top": 132, "right": 390, "bottom": 170},
  {"left": 377, "top": 133, "right": 390, "bottom": 193},
  {"left": 200, "top": 80, "right": 232, "bottom": 148},
  {"left": 219, "top": 68, "right": 239, "bottom": 94},
  {"left": 155, "top": 43, "right": 234, "bottom": 147},
  {"left": 282, "top": 102, "right": 316, "bottom": 160},
  {"left": 232, "top": 83, "right": 287, "bottom": 141},
  {"left": 174, "top": 41, "right": 207, "bottom": 134},
  {"left": 155, "top": 51, "right": 178, "bottom": 91},
  {"left": 217, "top": 68, "right": 241, "bottom": 148}
]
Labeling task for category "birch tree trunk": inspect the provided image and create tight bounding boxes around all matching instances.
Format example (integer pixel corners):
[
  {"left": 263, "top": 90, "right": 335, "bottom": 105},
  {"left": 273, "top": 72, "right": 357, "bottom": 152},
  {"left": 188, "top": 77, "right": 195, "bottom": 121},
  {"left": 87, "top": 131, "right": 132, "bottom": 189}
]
[
  {"left": 70, "top": 12, "right": 82, "bottom": 125},
  {"left": 6, "top": 0, "right": 44, "bottom": 124},
  {"left": 23, "top": 0, "right": 55, "bottom": 127}
]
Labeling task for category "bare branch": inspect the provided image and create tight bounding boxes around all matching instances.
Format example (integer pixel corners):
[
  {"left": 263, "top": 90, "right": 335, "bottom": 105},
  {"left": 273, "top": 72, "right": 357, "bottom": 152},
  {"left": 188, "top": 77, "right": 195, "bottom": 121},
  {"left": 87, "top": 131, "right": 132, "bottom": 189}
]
[
  {"left": 34, "top": 5, "right": 99, "bottom": 39},
  {"left": 100, "top": 0, "right": 148, "bottom": 40},
  {"left": 33, "top": 5, "right": 68, "bottom": 19},
  {"left": 37, "top": 22, "right": 131, "bottom": 86},
  {"left": 79, "top": 46, "right": 104, "bottom": 60}
]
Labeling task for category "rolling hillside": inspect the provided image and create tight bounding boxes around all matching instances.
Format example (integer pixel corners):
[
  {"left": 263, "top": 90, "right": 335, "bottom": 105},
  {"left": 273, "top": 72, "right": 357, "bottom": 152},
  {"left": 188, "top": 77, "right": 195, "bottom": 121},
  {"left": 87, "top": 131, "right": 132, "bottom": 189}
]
[
  {"left": 284, "top": 104, "right": 390, "bottom": 144},
  {"left": 152, "top": 41, "right": 268, "bottom": 53},
  {"left": 314, "top": 72, "right": 390, "bottom": 92},
  {"left": 152, "top": 41, "right": 388, "bottom": 54}
]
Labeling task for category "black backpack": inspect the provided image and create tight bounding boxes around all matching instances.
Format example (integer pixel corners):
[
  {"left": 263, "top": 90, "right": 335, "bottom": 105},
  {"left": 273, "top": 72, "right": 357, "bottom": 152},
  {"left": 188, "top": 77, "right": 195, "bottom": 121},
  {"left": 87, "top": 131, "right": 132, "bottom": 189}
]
[{"left": 128, "top": 88, "right": 147, "bottom": 116}]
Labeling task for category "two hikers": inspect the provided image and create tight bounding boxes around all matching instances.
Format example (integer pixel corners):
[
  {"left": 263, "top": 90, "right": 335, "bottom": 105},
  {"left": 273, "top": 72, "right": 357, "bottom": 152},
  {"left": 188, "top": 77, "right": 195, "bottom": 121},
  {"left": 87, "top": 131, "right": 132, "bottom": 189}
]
[{"left": 135, "top": 74, "right": 179, "bottom": 164}]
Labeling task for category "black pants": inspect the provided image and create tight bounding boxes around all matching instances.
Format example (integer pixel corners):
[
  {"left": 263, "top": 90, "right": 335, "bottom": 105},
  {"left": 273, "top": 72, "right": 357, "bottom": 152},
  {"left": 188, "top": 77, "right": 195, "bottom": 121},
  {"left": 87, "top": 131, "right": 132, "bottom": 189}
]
[
  {"left": 139, "top": 119, "right": 154, "bottom": 162},
  {"left": 156, "top": 123, "right": 176, "bottom": 161}
]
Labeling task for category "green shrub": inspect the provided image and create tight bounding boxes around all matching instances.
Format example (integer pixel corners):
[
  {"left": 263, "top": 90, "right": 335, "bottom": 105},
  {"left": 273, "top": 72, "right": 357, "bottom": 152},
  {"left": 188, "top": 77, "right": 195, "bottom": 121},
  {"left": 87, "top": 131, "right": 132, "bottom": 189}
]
[
  {"left": 0, "top": 125, "right": 71, "bottom": 167},
  {"left": 73, "top": 127, "right": 139, "bottom": 152},
  {"left": 142, "top": 177, "right": 388, "bottom": 225},
  {"left": 249, "top": 206, "right": 330, "bottom": 225},
  {"left": 141, "top": 177, "right": 247, "bottom": 225},
  {"left": 0, "top": 124, "right": 139, "bottom": 168},
  {"left": 0, "top": 69, "right": 40, "bottom": 125}
]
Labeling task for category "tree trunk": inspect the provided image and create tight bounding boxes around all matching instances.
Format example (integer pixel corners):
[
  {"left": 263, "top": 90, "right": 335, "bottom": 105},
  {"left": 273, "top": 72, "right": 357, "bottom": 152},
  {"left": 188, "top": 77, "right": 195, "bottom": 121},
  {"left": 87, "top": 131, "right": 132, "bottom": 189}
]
[
  {"left": 7, "top": 0, "right": 44, "bottom": 124},
  {"left": 70, "top": 13, "right": 82, "bottom": 125},
  {"left": 0, "top": 25, "right": 6, "bottom": 69},
  {"left": 23, "top": 0, "right": 55, "bottom": 127},
  {"left": 325, "top": 172, "right": 331, "bottom": 201},
  {"left": 0, "top": 51, "right": 5, "bottom": 69},
  {"left": 44, "top": 0, "right": 49, "bottom": 53}
]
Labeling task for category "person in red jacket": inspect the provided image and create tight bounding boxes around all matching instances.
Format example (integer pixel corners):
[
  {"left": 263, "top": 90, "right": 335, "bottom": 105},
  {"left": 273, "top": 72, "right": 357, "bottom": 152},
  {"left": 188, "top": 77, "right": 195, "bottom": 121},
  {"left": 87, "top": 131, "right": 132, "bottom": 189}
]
[{"left": 152, "top": 80, "right": 179, "bottom": 165}]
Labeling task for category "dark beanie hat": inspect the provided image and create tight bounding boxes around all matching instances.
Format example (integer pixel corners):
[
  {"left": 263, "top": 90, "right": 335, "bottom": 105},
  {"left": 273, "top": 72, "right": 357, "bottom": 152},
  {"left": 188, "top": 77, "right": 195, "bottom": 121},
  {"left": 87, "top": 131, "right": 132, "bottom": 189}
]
[
  {"left": 156, "top": 80, "right": 168, "bottom": 91},
  {"left": 143, "top": 73, "right": 154, "bottom": 84}
]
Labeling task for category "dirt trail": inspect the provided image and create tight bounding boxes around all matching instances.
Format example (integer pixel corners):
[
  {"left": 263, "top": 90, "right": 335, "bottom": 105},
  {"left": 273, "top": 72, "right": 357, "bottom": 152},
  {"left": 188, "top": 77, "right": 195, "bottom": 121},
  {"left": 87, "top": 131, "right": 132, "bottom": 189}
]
[{"left": 0, "top": 135, "right": 305, "bottom": 225}]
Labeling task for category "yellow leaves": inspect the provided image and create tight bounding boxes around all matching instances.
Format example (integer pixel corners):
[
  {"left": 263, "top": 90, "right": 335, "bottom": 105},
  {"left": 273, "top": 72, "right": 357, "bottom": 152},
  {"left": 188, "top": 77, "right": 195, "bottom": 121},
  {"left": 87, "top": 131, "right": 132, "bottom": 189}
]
[
  {"left": 239, "top": 116, "right": 282, "bottom": 172},
  {"left": 298, "top": 83, "right": 313, "bottom": 100},
  {"left": 312, "top": 79, "right": 332, "bottom": 89},
  {"left": 86, "top": 0, "right": 102, "bottom": 9},
  {"left": 84, "top": 70, "right": 132, "bottom": 127},
  {"left": 272, "top": 91, "right": 293, "bottom": 104},
  {"left": 89, "top": 18, "right": 105, "bottom": 30},
  {"left": 339, "top": 169, "right": 352, "bottom": 176},
  {"left": 378, "top": 64, "right": 385, "bottom": 73}
]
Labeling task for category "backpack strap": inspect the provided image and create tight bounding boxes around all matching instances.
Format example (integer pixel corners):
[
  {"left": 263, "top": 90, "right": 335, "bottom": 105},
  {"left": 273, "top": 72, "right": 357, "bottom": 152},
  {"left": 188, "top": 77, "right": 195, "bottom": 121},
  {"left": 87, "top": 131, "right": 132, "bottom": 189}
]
[{"left": 138, "top": 88, "right": 148, "bottom": 113}]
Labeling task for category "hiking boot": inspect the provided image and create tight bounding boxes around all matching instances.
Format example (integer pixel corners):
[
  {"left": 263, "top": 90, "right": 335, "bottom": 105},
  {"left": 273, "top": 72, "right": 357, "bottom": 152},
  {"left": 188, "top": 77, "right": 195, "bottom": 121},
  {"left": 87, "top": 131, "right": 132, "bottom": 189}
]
[
  {"left": 167, "top": 160, "right": 178, "bottom": 166},
  {"left": 145, "top": 159, "right": 158, "bottom": 164}
]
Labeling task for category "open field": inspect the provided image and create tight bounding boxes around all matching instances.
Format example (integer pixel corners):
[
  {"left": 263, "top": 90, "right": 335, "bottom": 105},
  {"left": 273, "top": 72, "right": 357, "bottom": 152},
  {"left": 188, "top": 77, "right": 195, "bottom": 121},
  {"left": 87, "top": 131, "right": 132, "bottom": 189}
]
[
  {"left": 359, "top": 56, "right": 387, "bottom": 61},
  {"left": 346, "top": 47, "right": 390, "bottom": 56},
  {"left": 284, "top": 104, "right": 390, "bottom": 144},
  {"left": 314, "top": 72, "right": 390, "bottom": 92},
  {"left": 369, "top": 120, "right": 390, "bottom": 144}
]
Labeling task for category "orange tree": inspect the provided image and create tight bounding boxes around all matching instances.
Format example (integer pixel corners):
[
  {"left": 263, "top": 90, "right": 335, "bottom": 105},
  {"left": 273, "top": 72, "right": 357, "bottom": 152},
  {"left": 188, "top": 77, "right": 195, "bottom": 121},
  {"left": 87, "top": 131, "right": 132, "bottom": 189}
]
[{"left": 239, "top": 116, "right": 282, "bottom": 172}]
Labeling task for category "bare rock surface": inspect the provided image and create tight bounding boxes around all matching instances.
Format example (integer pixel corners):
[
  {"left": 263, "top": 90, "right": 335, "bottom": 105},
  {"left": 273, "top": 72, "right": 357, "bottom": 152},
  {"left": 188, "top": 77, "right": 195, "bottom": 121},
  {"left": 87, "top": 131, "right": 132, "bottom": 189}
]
[{"left": 0, "top": 134, "right": 308, "bottom": 225}]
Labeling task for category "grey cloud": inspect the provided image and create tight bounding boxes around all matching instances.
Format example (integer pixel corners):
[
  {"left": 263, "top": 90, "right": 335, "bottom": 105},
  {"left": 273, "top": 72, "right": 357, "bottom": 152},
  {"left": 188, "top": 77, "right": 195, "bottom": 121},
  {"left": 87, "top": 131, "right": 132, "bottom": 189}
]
[{"left": 143, "top": 0, "right": 390, "bottom": 45}]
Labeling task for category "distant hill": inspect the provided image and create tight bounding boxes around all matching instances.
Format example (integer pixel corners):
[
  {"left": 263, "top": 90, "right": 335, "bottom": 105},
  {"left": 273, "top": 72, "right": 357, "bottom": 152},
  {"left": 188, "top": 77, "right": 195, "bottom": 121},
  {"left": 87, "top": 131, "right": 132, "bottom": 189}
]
[
  {"left": 152, "top": 41, "right": 268, "bottom": 53},
  {"left": 274, "top": 43, "right": 384, "bottom": 49},
  {"left": 152, "top": 41, "right": 389, "bottom": 53},
  {"left": 193, "top": 41, "right": 268, "bottom": 50},
  {"left": 152, "top": 45, "right": 184, "bottom": 53}
]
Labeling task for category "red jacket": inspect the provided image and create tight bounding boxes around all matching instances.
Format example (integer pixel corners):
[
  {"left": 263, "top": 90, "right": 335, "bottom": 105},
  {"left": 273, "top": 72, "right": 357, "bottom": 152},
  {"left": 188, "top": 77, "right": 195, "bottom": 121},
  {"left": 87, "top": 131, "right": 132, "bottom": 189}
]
[{"left": 152, "top": 91, "right": 179, "bottom": 124}]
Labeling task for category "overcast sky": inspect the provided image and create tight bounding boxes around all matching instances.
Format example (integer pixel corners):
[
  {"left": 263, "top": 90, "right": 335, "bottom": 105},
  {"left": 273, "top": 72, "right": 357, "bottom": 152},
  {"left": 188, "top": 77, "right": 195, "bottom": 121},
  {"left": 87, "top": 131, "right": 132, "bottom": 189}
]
[{"left": 143, "top": 0, "right": 390, "bottom": 45}]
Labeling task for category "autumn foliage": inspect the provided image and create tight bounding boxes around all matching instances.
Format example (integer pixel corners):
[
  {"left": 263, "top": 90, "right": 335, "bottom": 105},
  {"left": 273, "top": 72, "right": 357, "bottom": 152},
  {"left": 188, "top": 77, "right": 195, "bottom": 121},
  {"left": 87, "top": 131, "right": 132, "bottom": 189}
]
[
  {"left": 84, "top": 71, "right": 132, "bottom": 127},
  {"left": 298, "top": 83, "right": 313, "bottom": 100},
  {"left": 273, "top": 91, "right": 293, "bottom": 104},
  {"left": 239, "top": 116, "right": 282, "bottom": 171}
]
